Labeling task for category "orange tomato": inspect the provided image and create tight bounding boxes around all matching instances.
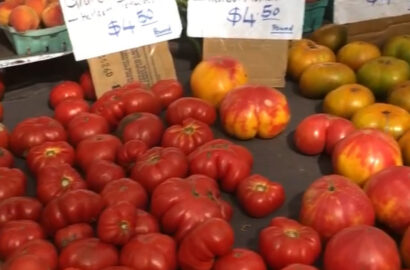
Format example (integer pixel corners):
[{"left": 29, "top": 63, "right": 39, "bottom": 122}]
[
  {"left": 388, "top": 81, "right": 410, "bottom": 112},
  {"left": 399, "top": 130, "right": 410, "bottom": 165},
  {"left": 337, "top": 41, "right": 381, "bottom": 71}
]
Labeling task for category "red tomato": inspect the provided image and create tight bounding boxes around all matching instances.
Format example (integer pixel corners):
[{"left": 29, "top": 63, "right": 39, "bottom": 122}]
[
  {"left": 401, "top": 226, "right": 410, "bottom": 267},
  {"left": 150, "top": 79, "right": 183, "bottom": 108},
  {"left": 0, "top": 197, "right": 42, "bottom": 225},
  {"left": 236, "top": 174, "right": 285, "bottom": 218},
  {"left": 26, "top": 141, "right": 75, "bottom": 174},
  {"left": 67, "top": 112, "right": 110, "bottom": 145},
  {"left": 150, "top": 175, "right": 232, "bottom": 241},
  {"left": 0, "top": 168, "right": 26, "bottom": 202},
  {"left": 49, "top": 81, "right": 84, "bottom": 108},
  {"left": 281, "top": 265, "right": 319, "bottom": 270},
  {"left": 134, "top": 209, "right": 159, "bottom": 235},
  {"left": 59, "top": 238, "right": 119, "bottom": 270},
  {"left": 166, "top": 97, "right": 217, "bottom": 125},
  {"left": 9, "top": 116, "right": 67, "bottom": 157},
  {"left": 130, "top": 147, "right": 188, "bottom": 194},
  {"left": 188, "top": 139, "right": 253, "bottom": 192},
  {"left": 36, "top": 163, "right": 87, "bottom": 204},
  {"left": 0, "top": 148, "right": 13, "bottom": 168},
  {"left": 259, "top": 217, "right": 321, "bottom": 269},
  {"left": 178, "top": 218, "right": 234, "bottom": 270},
  {"left": 3, "top": 254, "right": 47, "bottom": 270},
  {"left": 85, "top": 160, "right": 125, "bottom": 192},
  {"left": 0, "top": 220, "right": 44, "bottom": 259},
  {"left": 101, "top": 267, "right": 135, "bottom": 270},
  {"left": 116, "top": 140, "right": 148, "bottom": 171},
  {"left": 100, "top": 178, "right": 148, "bottom": 209},
  {"left": 79, "top": 70, "right": 96, "bottom": 100},
  {"left": 120, "top": 233, "right": 177, "bottom": 270},
  {"left": 161, "top": 118, "right": 214, "bottom": 154},
  {"left": 41, "top": 189, "right": 104, "bottom": 235},
  {"left": 0, "top": 123, "right": 9, "bottom": 149},
  {"left": 97, "top": 201, "right": 137, "bottom": 245},
  {"left": 54, "top": 223, "right": 94, "bottom": 250},
  {"left": 54, "top": 98, "right": 90, "bottom": 127},
  {"left": 213, "top": 248, "right": 267, "bottom": 270},
  {"left": 116, "top": 112, "right": 164, "bottom": 147},
  {"left": 75, "top": 134, "right": 122, "bottom": 171}
]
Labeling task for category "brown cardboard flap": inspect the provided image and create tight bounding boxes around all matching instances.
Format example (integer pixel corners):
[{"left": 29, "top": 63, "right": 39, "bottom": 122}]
[
  {"left": 203, "top": 38, "right": 288, "bottom": 88},
  {"left": 87, "top": 42, "right": 177, "bottom": 98},
  {"left": 346, "top": 14, "right": 410, "bottom": 47}
]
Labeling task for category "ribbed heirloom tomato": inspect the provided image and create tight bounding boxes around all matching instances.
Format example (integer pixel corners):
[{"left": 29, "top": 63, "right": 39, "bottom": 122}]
[
  {"left": 213, "top": 248, "right": 267, "bottom": 270},
  {"left": 0, "top": 168, "right": 26, "bottom": 202},
  {"left": 165, "top": 97, "right": 217, "bottom": 125}
]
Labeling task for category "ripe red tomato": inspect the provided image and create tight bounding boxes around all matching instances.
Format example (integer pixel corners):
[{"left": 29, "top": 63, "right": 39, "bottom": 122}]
[
  {"left": 26, "top": 141, "right": 75, "bottom": 174},
  {"left": 150, "top": 79, "right": 183, "bottom": 108},
  {"left": 213, "top": 248, "right": 267, "bottom": 270},
  {"left": 134, "top": 209, "right": 159, "bottom": 235},
  {"left": 120, "top": 233, "right": 177, "bottom": 270},
  {"left": 130, "top": 147, "right": 189, "bottom": 194},
  {"left": 3, "top": 254, "right": 47, "bottom": 270},
  {"left": 259, "top": 217, "right": 321, "bottom": 269},
  {"left": 54, "top": 98, "right": 90, "bottom": 127},
  {"left": 0, "top": 197, "right": 42, "bottom": 225},
  {"left": 166, "top": 97, "right": 217, "bottom": 125},
  {"left": 49, "top": 81, "right": 84, "bottom": 108},
  {"left": 0, "top": 168, "right": 26, "bottom": 202},
  {"left": 79, "top": 70, "right": 96, "bottom": 100},
  {"left": 54, "top": 223, "right": 94, "bottom": 250},
  {"left": 100, "top": 178, "right": 148, "bottom": 209},
  {"left": 0, "top": 148, "right": 13, "bottom": 168},
  {"left": 0, "top": 220, "right": 44, "bottom": 259},
  {"left": 75, "top": 134, "right": 122, "bottom": 171},
  {"left": 85, "top": 160, "right": 125, "bottom": 192},
  {"left": 67, "top": 112, "right": 110, "bottom": 145},
  {"left": 59, "top": 238, "right": 119, "bottom": 270},
  {"left": 101, "top": 267, "right": 135, "bottom": 270},
  {"left": 236, "top": 174, "right": 285, "bottom": 218},
  {"left": 116, "top": 140, "right": 148, "bottom": 171},
  {"left": 161, "top": 118, "right": 214, "bottom": 154},
  {"left": 281, "top": 265, "right": 319, "bottom": 270},
  {"left": 0, "top": 123, "right": 9, "bottom": 149}
]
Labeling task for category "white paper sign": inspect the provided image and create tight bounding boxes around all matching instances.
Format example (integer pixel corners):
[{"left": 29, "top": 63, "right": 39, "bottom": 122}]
[
  {"left": 334, "top": 0, "right": 410, "bottom": 24},
  {"left": 60, "top": 0, "right": 183, "bottom": 61},
  {"left": 187, "top": 0, "right": 305, "bottom": 40}
]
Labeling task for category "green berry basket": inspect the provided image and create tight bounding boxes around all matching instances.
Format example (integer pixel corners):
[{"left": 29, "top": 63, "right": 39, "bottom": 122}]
[
  {"left": 0, "top": 24, "right": 72, "bottom": 56},
  {"left": 303, "top": 0, "right": 329, "bottom": 33}
]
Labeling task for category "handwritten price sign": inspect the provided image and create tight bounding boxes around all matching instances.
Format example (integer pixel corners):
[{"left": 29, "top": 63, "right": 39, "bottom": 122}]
[
  {"left": 187, "top": 0, "right": 305, "bottom": 40},
  {"left": 60, "top": 0, "right": 182, "bottom": 61},
  {"left": 334, "top": 0, "right": 409, "bottom": 24}
]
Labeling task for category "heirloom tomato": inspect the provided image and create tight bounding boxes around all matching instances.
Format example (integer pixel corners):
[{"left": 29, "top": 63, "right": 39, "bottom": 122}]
[
  {"left": 2, "top": 255, "right": 46, "bottom": 270},
  {"left": 59, "top": 238, "right": 119, "bottom": 270},
  {"left": 337, "top": 41, "right": 381, "bottom": 71},
  {"left": 299, "top": 175, "right": 375, "bottom": 240},
  {"left": 188, "top": 139, "right": 253, "bottom": 192},
  {"left": 131, "top": 147, "right": 188, "bottom": 194},
  {"left": 166, "top": 97, "right": 217, "bottom": 125},
  {"left": 383, "top": 34, "right": 410, "bottom": 64},
  {"left": 41, "top": 189, "right": 104, "bottom": 235},
  {"left": 0, "top": 148, "right": 13, "bottom": 168},
  {"left": 67, "top": 112, "right": 110, "bottom": 145},
  {"left": 54, "top": 98, "right": 90, "bottom": 126},
  {"left": 9, "top": 116, "right": 67, "bottom": 157},
  {"left": 357, "top": 56, "right": 410, "bottom": 99},
  {"left": 332, "top": 129, "right": 403, "bottom": 186},
  {"left": 54, "top": 223, "right": 94, "bottom": 249},
  {"left": 0, "top": 123, "right": 9, "bottom": 149},
  {"left": 116, "top": 112, "right": 164, "bottom": 147},
  {"left": 213, "top": 248, "right": 267, "bottom": 270},
  {"left": 150, "top": 79, "right": 183, "bottom": 108},
  {"left": 36, "top": 163, "right": 86, "bottom": 204},
  {"left": 134, "top": 209, "right": 159, "bottom": 235},
  {"left": 85, "top": 159, "right": 125, "bottom": 192},
  {"left": 190, "top": 56, "right": 248, "bottom": 107},
  {"left": 75, "top": 134, "right": 122, "bottom": 171},
  {"left": 100, "top": 178, "right": 147, "bottom": 209},
  {"left": 79, "top": 70, "right": 96, "bottom": 100},
  {"left": 0, "top": 197, "right": 42, "bottom": 225},
  {"left": 352, "top": 103, "right": 410, "bottom": 139},
  {"left": 401, "top": 226, "right": 410, "bottom": 267},
  {"left": 388, "top": 80, "right": 410, "bottom": 112},
  {"left": 324, "top": 225, "right": 401, "bottom": 270},
  {"left": 26, "top": 141, "right": 75, "bottom": 174},
  {"left": 0, "top": 168, "right": 26, "bottom": 202},
  {"left": 150, "top": 174, "right": 232, "bottom": 241},
  {"left": 116, "top": 140, "right": 147, "bottom": 171},
  {"left": 101, "top": 268, "right": 134, "bottom": 270},
  {"left": 281, "top": 265, "right": 319, "bottom": 270},
  {"left": 259, "top": 217, "right": 321, "bottom": 269},
  {"left": 178, "top": 218, "right": 234, "bottom": 270},
  {"left": 399, "top": 129, "right": 410, "bottom": 165},
  {"left": 49, "top": 81, "right": 84, "bottom": 108},
  {"left": 236, "top": 174, "right": 285, "bottom": 218},
  {"left": 120, "top": 233, "right": 177, "bottom": 270},
  {"left": 310, "top": 23, "right": 347, "bottom": 52},
  {"left": 220, "top": 85, "right": 290, "bottom": 140},
  {"left": 161, "top": 118, "right": 214, "bottom": 154},
  {"left": 0, "top": 220, "right": 44, "bottom": 259},
  {"left": 365, "top": 166, "right": 410, "bottom": 234}
]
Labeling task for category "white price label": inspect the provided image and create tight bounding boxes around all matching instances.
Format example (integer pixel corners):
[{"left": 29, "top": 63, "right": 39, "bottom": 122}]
[
  {"left": 334, "top": 0, "right": 410, "bottom": 24},
  {"left": 60, "top": 0, "right": 183, "bottom": 61},
  {"left": 187, "top": 0, "right": 305, "bottom": 40}
]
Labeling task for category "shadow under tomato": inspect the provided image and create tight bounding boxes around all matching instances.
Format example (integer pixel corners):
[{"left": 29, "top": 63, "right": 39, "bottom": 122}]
[{"left": 318, "top": 153, "right": 333, "bottom": 175}]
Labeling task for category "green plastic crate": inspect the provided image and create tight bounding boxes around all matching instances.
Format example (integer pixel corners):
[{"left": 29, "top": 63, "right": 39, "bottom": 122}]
[
  {"left": 303, "top": 0, "right": 329, "bottom": 33},
  {"left": 0, "top": 25, "right": 72, "bottom": 56}
]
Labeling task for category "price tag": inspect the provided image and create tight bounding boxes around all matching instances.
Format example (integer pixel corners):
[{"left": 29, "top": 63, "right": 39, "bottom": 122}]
[
  {"left": 60, "top": 0, "right": 182, "bottom": 61},
  {"left": 334, "top": 0, "right": 410, "bottom": 24},
  {"left": 187, "top": 0, "right": 305, "bottom": 40}
]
